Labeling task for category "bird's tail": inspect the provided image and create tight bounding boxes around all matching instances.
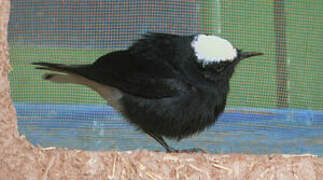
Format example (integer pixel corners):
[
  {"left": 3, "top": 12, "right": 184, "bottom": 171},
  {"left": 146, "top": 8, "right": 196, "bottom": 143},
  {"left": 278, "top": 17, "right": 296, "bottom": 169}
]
[
  {"left": 32, "top": 62, "right": 86, "bottom": 73},
  {"left": 32, "top": 62, "right": 89, "bottom": 84}
]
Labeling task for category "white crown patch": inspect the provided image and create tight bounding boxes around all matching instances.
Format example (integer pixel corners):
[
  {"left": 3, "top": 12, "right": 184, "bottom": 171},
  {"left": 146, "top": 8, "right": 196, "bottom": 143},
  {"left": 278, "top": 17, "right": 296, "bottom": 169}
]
[{"left": 191, "top": 34, "right": 237, "bottom": 65}]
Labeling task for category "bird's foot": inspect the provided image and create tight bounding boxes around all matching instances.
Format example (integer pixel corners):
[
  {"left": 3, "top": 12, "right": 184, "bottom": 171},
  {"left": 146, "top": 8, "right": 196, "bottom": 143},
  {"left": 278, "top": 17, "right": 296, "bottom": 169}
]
[
  {"left": 178, "top": 148, "right": 208, "bottom": 153},
  {"left": 167, "top": 148, "right": 207, "bottom": 153}
]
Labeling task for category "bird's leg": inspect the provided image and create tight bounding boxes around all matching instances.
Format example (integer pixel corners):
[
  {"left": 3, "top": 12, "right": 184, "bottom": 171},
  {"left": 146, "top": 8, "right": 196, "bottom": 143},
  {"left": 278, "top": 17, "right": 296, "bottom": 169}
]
[
  {"left": 144, "top": 131, "right": 177, "bottom": 153},
  {"left": 145, "top": 131, "right": 207, "bottom": 153}
]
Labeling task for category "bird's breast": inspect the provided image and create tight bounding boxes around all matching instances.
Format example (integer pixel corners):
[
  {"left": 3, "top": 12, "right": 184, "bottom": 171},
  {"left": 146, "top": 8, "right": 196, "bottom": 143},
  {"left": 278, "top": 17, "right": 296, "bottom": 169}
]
[{"left": 121, "top": 89, "right": 226, "bottom": 139}]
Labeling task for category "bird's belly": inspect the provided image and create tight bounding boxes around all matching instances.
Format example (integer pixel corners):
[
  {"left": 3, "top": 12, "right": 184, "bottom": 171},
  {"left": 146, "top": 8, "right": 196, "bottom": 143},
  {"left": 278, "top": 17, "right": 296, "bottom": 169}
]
[{"left": 122, "top": 94, "right": 223, "bottom": 140}]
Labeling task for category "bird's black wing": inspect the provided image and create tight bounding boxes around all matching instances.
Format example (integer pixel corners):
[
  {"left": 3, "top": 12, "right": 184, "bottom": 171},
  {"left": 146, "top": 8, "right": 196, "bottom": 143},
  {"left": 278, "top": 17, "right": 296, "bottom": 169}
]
[
  {"left": 34, "top": 49, "right": 191, "bottom": 99},
  {"left": 84, "top": 50, "right": 192, "bottom": 98}
]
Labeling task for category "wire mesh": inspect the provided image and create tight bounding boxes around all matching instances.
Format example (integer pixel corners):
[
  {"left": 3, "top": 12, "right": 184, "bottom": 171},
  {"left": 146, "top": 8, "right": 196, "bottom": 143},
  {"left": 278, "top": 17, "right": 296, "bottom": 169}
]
[{"left": 8, "top": 0, "right": 323, "bottom": 155}]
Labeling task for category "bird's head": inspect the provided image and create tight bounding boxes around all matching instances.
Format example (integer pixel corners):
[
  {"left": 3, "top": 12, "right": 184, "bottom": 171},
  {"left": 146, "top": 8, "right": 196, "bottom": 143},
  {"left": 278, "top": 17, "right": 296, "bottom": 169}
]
[{"left": 191, "top": 34, "right": 263, "bottom": 79}]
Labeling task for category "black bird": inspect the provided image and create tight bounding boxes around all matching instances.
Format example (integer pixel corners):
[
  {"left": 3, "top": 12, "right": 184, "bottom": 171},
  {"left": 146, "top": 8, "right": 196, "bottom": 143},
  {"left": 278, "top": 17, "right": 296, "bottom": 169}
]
[{"left": 33, "top": 33, "right": 263, "bottom": 153}]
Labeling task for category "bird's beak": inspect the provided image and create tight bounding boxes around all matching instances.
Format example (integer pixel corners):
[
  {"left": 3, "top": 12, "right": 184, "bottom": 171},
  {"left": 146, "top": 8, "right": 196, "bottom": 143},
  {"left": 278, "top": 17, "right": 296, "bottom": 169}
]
[{"left": 239, "top": 51, "right": 264, "bottom": 60}]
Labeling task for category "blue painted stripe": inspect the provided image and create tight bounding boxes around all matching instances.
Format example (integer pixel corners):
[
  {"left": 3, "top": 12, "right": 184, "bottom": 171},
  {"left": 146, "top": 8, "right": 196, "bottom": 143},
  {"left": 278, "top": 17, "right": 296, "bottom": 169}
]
[
  {"left": 14, "top": 103, "right": 323, "bottom": 155},
  {"left": 15, "top": 103, "right": 322, "bottom": 129}
]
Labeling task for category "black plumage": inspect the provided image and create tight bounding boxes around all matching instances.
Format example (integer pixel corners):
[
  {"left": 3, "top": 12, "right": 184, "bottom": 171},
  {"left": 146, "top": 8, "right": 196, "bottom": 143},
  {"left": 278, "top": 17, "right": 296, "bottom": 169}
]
[{"left": 33, "top": 32, "right": 263, "bottom": 153}]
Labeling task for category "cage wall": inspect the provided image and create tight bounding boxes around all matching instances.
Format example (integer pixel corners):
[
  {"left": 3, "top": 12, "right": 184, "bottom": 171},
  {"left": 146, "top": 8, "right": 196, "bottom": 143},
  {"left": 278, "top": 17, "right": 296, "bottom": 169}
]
[{"left": 7, "top": 0, "right": 323, "bottom": 155}]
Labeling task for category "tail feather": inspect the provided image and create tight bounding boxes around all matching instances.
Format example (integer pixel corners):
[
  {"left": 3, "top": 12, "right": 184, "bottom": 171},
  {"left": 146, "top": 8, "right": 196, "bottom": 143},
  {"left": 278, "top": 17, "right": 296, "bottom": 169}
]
[
  {"left": 32, "top": 62, "right": 73, "bottom": 73},
  {"left": 32, "top": 62, "right": 90, "bottom": 84},
  {"left": 32, "top": 62, "right": 90, "bottom": 73},
  {"left": 32, "top": 62, "right": 91, "bottom": 82},
  {"left": 42, "top": 73, "right": 86, "bottom": 84}
]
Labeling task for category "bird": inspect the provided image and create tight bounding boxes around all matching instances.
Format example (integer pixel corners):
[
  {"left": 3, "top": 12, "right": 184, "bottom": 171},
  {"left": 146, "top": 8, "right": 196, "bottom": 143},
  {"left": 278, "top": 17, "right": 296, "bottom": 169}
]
[{"left": 33, "top": 32, "right": 263, "bottom": 153}]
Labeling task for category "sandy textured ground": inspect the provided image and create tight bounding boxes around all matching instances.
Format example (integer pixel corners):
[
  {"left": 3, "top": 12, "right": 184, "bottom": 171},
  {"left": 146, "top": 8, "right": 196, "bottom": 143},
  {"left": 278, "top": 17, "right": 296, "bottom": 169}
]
[{"left": 1, "top": 0, "right": 322, "bottom": 179}]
